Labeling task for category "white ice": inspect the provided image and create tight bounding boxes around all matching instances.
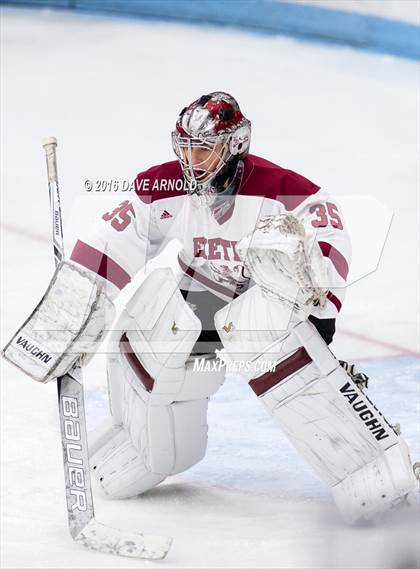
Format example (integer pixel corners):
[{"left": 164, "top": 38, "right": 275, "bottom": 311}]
[{"left": 1, "top": 7, "right": 419, "bottom": 568}]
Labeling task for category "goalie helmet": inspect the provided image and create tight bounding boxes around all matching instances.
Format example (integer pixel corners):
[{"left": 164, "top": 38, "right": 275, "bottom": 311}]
[{"left": 171, "top": 91, "right": 251, "bottom": 198}]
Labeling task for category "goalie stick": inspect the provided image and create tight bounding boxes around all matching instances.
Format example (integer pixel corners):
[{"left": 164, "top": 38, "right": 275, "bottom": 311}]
[{"left": 42, "top": 137, "right": 172, "bottom": 560}]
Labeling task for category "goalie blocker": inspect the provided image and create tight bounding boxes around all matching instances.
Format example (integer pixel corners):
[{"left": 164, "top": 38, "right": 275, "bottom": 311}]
[
  {"left": 215, "top": 286, "right": 418, "bottom": 523},
  {"left": 2, "top": 260, "right": 115, "bottom": 383}
]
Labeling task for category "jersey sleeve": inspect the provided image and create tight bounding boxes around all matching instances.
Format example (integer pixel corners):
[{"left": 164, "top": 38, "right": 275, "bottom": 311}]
[
  {"left": 70, "top": 176, "right": 169, "bottom": 300},
  {"left": 294, "top": 188, "right": 352, "bottom": 319}
]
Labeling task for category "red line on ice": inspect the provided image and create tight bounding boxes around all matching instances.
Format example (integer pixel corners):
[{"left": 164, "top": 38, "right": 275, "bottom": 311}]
[
  {"left": 338, "top": 328, "right": 419, "bottom": 358},
  {"left": 1, "top": 222, "right": 50, "bottom": 244}
]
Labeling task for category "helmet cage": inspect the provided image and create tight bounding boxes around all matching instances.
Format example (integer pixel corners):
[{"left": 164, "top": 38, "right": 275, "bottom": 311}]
[{"left": 171, "top": 131, "right": 231, "bottom": 195}]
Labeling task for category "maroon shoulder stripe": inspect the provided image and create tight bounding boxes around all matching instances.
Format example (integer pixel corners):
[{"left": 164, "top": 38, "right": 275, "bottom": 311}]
[
  {"left": 70, "top": 240, "right": 131, "bottom": 290},
  {"left": 318, "top": 241, "right": 349, "bottom": 281},
  {"left": 249, "top": 347, "right": 312, "bottom": 397},
  {"left": 119, "top": 333, "right": 154, "bottom": 392}
]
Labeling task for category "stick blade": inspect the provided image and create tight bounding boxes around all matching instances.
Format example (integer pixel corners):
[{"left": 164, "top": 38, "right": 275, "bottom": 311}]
[{"left": 75, "top": 519, "right": 172, "bottom": 560}]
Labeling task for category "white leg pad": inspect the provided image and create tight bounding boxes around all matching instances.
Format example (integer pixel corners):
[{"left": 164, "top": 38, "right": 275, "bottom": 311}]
[
  {"left": 332, "top": 438, "right": 417, "bottom": 523},
  {"left": 90, "top": 268, "right": 225, "bottom": 499},
  {"left": 215, "top": 289, "right": 418, "bottom": 522},
  {"left": 89, "top": 420, "right": 166, "bottom": 499},
  {"left": 263, "top": 324, "right": 417, "bottom": 521},
  {"left": 91, "top": 362, "right": 214, "bottom": 497},
  {"left": 171, "top": 399, "right": 209, "bottom": 473}
]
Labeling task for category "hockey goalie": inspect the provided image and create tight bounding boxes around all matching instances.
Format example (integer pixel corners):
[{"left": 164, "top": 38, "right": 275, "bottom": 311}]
[{"left": 3, "top": 91, "right": 418, "bottom": 523}]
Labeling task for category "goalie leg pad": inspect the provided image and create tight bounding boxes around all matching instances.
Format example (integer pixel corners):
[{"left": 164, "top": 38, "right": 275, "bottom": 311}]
[
  {"left": 89, "top": 420, "right": 166, "bottom": 499},
  {"left": 252, "top": 321, "right": 417, "bottom": 521},
  {"left": 90, "top": 268, "right": 225, "bottom": 499},
  {"left": 215, "top": 289, "right": 417, "bottom": 522},
  {"left": 90, "top": 396, "right": 210, "bottom": 499},
  {"left": 331, "top": 437, "right": 417, "bottom": 523}
]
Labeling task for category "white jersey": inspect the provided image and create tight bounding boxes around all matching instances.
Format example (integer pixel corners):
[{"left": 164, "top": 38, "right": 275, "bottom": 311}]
[{"left": 71, "top": 154, "right": 351, "bottom": 319}]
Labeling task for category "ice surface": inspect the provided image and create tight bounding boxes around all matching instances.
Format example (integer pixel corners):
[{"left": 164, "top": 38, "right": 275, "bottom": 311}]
[{"left": 1, "top": 7, "right": 419, "bottom": 568}]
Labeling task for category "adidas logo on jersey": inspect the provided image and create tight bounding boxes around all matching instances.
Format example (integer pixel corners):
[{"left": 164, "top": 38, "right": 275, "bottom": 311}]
[{"left": 160, "top": 210, "right": 173, "bottom": 219}]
